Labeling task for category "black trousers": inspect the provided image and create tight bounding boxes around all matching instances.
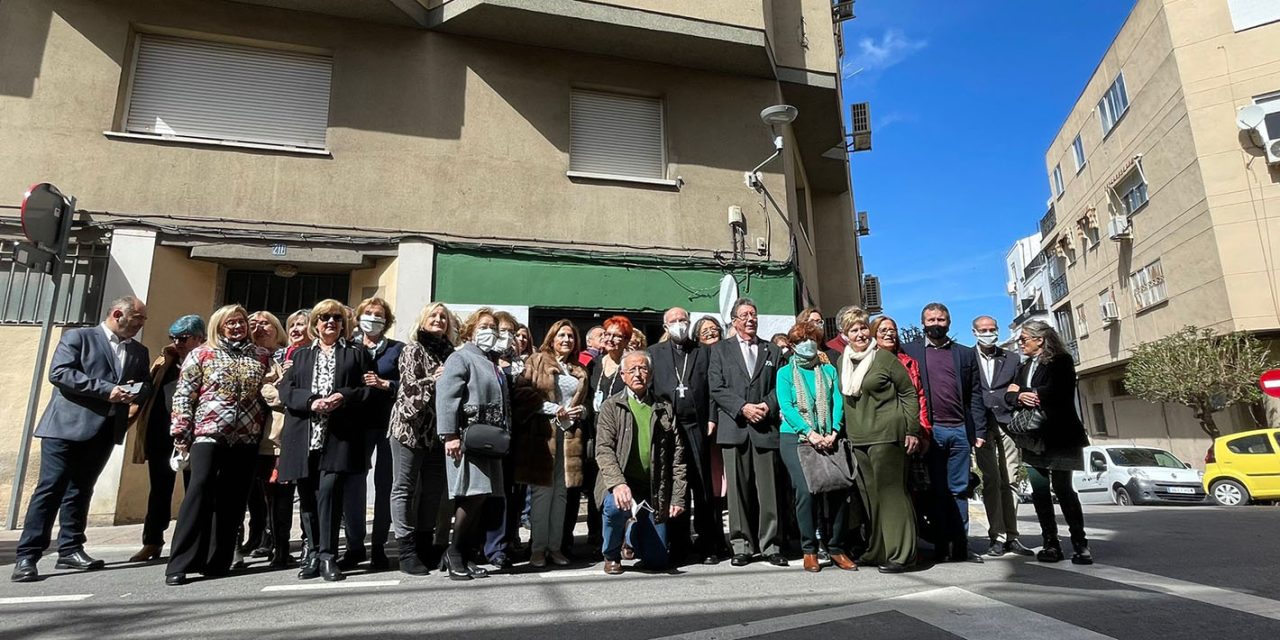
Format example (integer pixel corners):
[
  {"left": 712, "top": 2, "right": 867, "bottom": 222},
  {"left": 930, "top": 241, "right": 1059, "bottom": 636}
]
[
  {"left": 1028, "top": 466, "right": 1087, "bottom": 546},
  {"left": 16, "top": 429, "right": 116, "bottom": 560},
  {"left": 667, "top": 425, "right": 725, "bottom": 558},
  {"left": 240, "top": 455, "right": 275, "bottom": 550},
  {"left": 165, "top": 442, "right": 257, "bottom": 576},
  {"left": 269, "top": 480, "right": 296, "bottom": 557},
  {"left": 778, "top": 438, "right": 851, "bottom": 554},
  {"left": 298, "top": 453, "right": 351, "bottom": 561},
  {"left": 141, "top": 420, "right": 188, "bottom": 546},
  {"left": 343, "top": 433, "right": 392, "bottom": 550}
]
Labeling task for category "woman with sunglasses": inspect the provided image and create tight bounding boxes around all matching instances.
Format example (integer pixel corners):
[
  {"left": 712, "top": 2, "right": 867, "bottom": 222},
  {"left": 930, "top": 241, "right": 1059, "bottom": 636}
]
[
  {"left": 277, "top": 299, "right": 377, "bottom": 582},
  {"left": 129, "top": 315, "right": 206, "bottom": 563}
]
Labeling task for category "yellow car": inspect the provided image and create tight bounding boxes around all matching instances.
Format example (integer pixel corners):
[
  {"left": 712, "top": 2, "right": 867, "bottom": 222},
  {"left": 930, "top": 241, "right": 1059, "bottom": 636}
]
[{"left": 1203, "top": 428, "right": 1280, "bottom": 506}]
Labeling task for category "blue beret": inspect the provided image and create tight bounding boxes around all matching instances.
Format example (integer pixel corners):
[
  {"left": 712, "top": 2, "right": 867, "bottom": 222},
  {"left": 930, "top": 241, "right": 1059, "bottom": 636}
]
[{"left": 168, "top": 314, "right": 206, "bottom": 337}]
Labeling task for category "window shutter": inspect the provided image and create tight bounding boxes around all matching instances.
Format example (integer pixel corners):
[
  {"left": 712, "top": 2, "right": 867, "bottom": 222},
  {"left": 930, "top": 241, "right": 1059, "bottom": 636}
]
[
  {"left": 570, "top": 91, "right": 665, "bottom": 180},
  {"left": 126, "top": 35, "right": 332, "bottom": 149}
]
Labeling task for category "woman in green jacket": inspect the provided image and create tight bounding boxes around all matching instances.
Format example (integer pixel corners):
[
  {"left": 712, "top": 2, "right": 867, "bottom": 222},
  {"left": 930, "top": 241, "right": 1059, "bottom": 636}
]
[
  {"left": 838, "top": 307, "right": 923, "bottom": 573},
  {"left": 776, "top": 322, "right": 857, "bottom": 573}
]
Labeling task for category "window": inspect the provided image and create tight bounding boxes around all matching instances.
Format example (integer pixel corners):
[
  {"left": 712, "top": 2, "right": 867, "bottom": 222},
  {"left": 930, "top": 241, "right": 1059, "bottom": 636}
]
[
  {"left": 1108, "top": 378, "right": 1129, "bottom": 397},
  {"left": 1072, "top": 135, "right": 1086, "bottom": 172},
  {"left": 1090, "top": 450, "right": 1107, "bottom": 469},
  {"left": 1108, "top": 448, "right": 1185, "bottom": 469},
  {"left": 1255, "top": 92, "right": 1280, "bottom": 140},
  {"left": 1130, "top": 260, "right": 1167, "bottom": 311},
  {"left": 1115, "top": 167, "right": 1149, "bottom": 215},
  {"left": 122, "top": 34, "right": 332, "bottom": 150},
  {"left": 569, "top": 90, "right": 666, "bottom": 182},
  {"left": 1074, "top": 303, "right": 1089, "bottom": 338},
  {"left": 1098, "top": 288, "right": 1118, "bottom": 323},
  {"left": 0, "top": 239, "right": 110, "bottom": 326},
  {"left": 1098, "top": 73, "right": 1130, "bottom": 135},
  {"left": 223, "top": 270, "right": 350, "bottom": 321},
  {"left": 1091, "top": 404, "right": 1109, "bottom": 436},
  {"left": 1226, "top": 434, "right": 1274, "bottom": 455},
  {"left": 1228, "top": 0, "right": 1280, "bottom": 32},
  {"left": 1050, "top": 164, "right": 1064, "bottom": 198}
]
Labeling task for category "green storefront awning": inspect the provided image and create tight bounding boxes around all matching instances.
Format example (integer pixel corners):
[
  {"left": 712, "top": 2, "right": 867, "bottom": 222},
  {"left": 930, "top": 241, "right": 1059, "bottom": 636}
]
[{"left": 433, "top": 247, "right": 796, "bottom": 314}]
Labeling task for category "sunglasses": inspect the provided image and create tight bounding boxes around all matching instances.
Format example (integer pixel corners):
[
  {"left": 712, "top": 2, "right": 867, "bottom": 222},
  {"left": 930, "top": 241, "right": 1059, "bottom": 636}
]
[
  {"left": 169, "top": 334, "right": 194, "bottom": 343},
  {"left": 318, "top": 313, "right": 345, "bottom": 323},
  {"left": 1017, "top": 335, "right": 1040, "bottom": 343}
]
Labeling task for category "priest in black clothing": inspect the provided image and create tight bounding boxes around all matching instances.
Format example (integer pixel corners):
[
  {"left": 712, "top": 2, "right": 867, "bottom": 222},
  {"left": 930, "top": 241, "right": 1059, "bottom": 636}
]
[{"left": 648, "top": 307, "right": 726, "bottom": 565}]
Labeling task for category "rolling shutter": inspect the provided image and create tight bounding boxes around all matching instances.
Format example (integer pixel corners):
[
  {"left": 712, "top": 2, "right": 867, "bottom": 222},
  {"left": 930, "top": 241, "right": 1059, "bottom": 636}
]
[
  {"left": 570, "top": 91, "right": 666, "bottom": 180},
  {"left": 125, "top": 34, "right": 332, "bottom": 149}
]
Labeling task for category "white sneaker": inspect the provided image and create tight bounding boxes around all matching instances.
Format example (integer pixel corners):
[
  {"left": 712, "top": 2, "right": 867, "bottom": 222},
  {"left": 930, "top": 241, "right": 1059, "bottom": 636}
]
[
  {"left": 548, "top": 550, "right": 570, "bottom": 566},
  {"left": 529, "top": 551, "right": 547, "bottom": 568}
]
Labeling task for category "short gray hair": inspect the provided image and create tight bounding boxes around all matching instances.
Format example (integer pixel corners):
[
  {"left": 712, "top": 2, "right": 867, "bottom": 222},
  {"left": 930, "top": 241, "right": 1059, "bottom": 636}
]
[
  {"left": 622, "top": 350, "right": 652, "bottom": 369},
  {"left": 838, "top": 305, "right": 869, "bottom": 333},
  {"left": 108, "top": 295, "right": 142, "bottom": 316},
  {"left": 730, "top": 297, "right": 757, "bottom": 319}
]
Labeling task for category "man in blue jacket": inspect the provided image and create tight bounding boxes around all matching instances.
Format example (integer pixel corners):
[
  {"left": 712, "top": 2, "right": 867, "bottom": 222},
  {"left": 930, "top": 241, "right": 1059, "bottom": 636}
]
[
  {"left": 11, "top": 296, "right": 151, "bottom": 583},
  {"left": 902, "top": 302, "right": 987, "bottom": 563}
]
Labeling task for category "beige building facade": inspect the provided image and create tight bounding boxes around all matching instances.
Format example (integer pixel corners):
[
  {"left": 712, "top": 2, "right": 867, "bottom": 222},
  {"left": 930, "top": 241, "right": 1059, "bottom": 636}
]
[
  {"left": 1035, "top": 0, "right": 1280, "bottom": 465},
  {"left": 0, "top": 0, "right": 863, "bottom": 524}
]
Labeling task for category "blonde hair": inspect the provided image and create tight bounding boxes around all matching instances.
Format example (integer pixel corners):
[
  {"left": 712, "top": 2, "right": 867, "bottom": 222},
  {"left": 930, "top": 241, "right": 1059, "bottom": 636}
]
[
  {"left": 838, "top": 305, "right": 870, "bottom": 333},
  {"left": 458, "top": 307, "right": 497, "bottom": 343},
  {"left": 248, "top": 310, "right": 287, "bottom": 349},
  {"left": 308, "top": 299, "right": 352, "bottom": 341},
  {"left": 355, "top": 297, "right": 395, "bottom": 332},
  {"left": 415, "top": 302, "right": 458, "bottom": 345},
  {"left": 207, "top": 304, "right": 250, "bottom": 350}
]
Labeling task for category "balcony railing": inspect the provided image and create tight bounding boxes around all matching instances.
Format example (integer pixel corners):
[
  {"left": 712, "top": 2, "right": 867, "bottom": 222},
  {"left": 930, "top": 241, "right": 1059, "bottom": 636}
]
[
  {"left": 1066, "top": 339, "right": 1080, "bottom": 364},
  {"left": 1039, "top": 207, "right": 1057, "bottom": 237},
  {"left": 1049, "top": 273, "right": 1069, "bottom": 305}
]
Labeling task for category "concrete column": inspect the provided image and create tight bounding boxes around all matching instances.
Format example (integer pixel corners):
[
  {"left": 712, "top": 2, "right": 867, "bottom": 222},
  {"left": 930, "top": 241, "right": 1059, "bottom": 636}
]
[
  {"left": 90, "top": 228, "right": 156, "bottom": 525},
  {"left": 393, "top": 240, "right": 437, "bottom": 341}
]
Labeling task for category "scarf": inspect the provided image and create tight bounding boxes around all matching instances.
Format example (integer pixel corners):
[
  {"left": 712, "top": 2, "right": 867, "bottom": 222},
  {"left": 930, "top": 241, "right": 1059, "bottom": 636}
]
[
  {"left": 790, "top": 355, "right": 831, "bottom": 435},
  {"left": 840, "top": 342, "right": 878, "bottom": 397}
]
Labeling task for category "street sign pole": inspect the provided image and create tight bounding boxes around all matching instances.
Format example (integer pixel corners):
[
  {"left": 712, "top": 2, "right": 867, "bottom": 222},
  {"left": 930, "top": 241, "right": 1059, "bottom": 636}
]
[{"left": 5, "top": 195, "right": 75, "bottom": 530}]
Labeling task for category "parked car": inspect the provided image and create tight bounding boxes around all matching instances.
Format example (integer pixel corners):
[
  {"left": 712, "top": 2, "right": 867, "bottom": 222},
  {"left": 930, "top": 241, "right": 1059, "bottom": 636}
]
[
  {"left": 1073, "top": 445, "right": 1207, "bottom": 506},
  {"left": 1203, "top": 427, "right": 1280, "bottom": 506}
]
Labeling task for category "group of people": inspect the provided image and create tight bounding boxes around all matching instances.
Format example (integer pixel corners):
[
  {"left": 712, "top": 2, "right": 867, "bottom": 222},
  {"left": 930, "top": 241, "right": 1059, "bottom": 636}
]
[{"left": 9, "top": 292, "right": 1092, "bottom": 585}]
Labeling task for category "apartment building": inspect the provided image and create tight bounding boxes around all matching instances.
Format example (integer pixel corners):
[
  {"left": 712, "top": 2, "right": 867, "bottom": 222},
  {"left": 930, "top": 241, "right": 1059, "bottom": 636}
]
[
  {"left": 0, "top": 0, "right": 864, "bottom": 523},
  {"left": 1003, "top": 231, "right": 1057, "bottom": 350},
  {"left": 1034, "top": 0, "right": 1280, "bottom": 464}
]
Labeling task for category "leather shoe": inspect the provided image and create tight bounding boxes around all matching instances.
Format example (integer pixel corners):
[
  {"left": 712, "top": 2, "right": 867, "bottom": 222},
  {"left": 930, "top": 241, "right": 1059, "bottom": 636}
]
[
  {"left": 466, "top": 562, "right": 489, "bottom": 579},
  {"left": 730, "top": 554, "right": 752, "bottom": 567},
  {"left": 956, "top": 550, "right": 985, "bottom": 564},
  {"left": 297, "top": 553, "right": 320, "bottom": 579},
  {"left": 878, "top": 561, "right": 907, "bottom": 574},
  {"left": 10, "top": 558, "right": 38, "bottom": 582},
  {"left": 603, "top": 560, "right": 623, "bottom": 575},
  {"left": 130, "top": 544, "right": 162, "bottom": 562},
  {"left": 829, "top": 553, "right": 858, "bottom": 571},
  {"left": 985, "top": 540, "right": 1006, "bottom": 557},
  {"left": 55, "top": 550, "right": 105, "bottom": 571},
  {"left": 621, "top": 543, "right": 635, "bottom": 561},
  {"left": 802, "top": 554, "right": 821, "bottom": 573},
  {"left": 766, "top": 553, "right": 789, "bottom": 567},
  {"left": 319, "top": 558, "right": 345, "bottom": 582},
  {"left": 701, "top": 555, "right": 721, "bottom": 566},
  {"left": 1005, "top": 539, "right": 1035, "bottom": 556},
  {"left": 165, "top": 573, "right": 187, "bottom": 586}
]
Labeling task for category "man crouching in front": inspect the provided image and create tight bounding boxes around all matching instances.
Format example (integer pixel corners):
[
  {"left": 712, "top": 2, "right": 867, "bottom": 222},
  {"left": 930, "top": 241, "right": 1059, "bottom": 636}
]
[{"left": 594, "top": 350, "right": 687, "bottom": 575}]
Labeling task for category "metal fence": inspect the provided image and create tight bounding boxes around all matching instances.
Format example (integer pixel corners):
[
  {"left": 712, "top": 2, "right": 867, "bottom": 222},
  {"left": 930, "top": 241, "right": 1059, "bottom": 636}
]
[{"left": 0, "top": 238, "right": 110, "bottom": 326}]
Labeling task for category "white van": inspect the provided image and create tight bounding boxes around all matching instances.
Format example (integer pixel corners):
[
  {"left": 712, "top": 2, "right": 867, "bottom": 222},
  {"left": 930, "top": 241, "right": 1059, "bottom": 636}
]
[{"left": 1072, "top": 445, "right": 1207, "bottom": 505}]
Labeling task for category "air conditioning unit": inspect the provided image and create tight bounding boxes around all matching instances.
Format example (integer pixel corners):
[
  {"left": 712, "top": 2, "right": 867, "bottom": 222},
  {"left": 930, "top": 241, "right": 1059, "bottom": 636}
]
[
  {"left": 862, "top": 274, "right": 882, "bottom": 313},
  {"left": 856, "top": 211, "right": 870, "bottom": 236},
  {"left": 1101, "top": 300, "right": 1120, "bottom": 325},
  {"left": 1107, "top": 215, "right": 1132, "bottom": 241},
  {"left": 850, "top": 102, "right": 872, "bottom": 152},
  {"left": 1267, "top": 139, "right": 1280, "bottom": 165}
]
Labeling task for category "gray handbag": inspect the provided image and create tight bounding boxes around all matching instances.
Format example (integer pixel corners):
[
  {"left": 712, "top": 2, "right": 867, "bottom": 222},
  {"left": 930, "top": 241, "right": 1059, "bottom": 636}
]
[{"left": 797, "top": 439, "right": 856, "bottom": 494}]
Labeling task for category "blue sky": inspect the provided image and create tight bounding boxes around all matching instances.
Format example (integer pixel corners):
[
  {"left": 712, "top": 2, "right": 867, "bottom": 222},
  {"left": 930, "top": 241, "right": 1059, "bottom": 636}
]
[{"left": 839, "top": 1, "right": 1135, "bottom": 344}]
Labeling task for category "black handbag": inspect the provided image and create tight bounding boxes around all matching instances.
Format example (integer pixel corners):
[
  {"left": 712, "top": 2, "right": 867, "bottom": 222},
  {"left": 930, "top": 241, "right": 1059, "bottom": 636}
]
[
  {"left": 462, "top": 423, "right": 510, "bottom": 457},
  {"left": 1006, "top": 408, "right": 1047, "bottom": 454},
  {"left": 797, "top": 439, "right": 856, "bottom": 494}
]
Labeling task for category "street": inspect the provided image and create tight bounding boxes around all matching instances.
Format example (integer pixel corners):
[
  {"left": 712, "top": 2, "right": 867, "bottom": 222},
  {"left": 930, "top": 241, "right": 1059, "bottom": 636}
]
[{"left": 2, "top": 504, "right": 1278, "bottom": 639}]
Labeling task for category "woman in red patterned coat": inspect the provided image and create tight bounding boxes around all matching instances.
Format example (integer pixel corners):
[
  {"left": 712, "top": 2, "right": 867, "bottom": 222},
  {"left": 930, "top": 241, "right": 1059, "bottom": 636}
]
[{"left": 164, "top": 304, "right": 272, "bottom": 586}]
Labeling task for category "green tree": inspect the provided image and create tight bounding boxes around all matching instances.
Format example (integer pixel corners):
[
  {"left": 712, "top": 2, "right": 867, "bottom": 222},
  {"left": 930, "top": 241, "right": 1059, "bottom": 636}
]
[{"left": 1123, "top": 326, "right": 1273, "bottom": 438}]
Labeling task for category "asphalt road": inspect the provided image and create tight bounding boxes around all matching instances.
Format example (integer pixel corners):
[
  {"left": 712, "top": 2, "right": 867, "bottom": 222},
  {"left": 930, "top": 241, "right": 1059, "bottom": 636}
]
[{"left": 1, "top": 504, "right": 1278, "bottom": 639}]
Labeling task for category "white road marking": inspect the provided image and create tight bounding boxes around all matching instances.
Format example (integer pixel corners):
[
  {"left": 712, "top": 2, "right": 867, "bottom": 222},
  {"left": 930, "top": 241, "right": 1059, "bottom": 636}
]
[
  {"left": 0, "top": 594, "right": 94, "bottom": 605},
  {"left": 261, "top": 579, "right": 401, "bottom": 592},
  {"left": 1037, "top": 562, "right": 1280, "bottom": 621},
  {"left": 652, "top": 586, "right": 1116, "bottom": 640}
]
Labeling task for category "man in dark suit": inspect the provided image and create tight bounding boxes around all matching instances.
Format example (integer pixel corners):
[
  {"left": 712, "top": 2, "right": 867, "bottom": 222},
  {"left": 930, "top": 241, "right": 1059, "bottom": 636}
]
[
  {"left": 11, "top": 296, "right": 151, "bottom": 583},
  {"left": 971, "top": 315, "right": 1034, "bottom": 558},
  {"left": 708, "top": 298, "right": 786, "bottom": 567},
  {"left": 901, "top": 302, "right": 987, "bottom": 564},
  {"left": 649, "top": 307, "right": 724, "bottom": 565}
]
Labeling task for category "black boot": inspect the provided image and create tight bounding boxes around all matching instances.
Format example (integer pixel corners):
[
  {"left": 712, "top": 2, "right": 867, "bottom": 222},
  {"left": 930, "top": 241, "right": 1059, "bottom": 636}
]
[
  {"left": 397, "top": 537, "right": 429, "bottom": 576},
  {"left": 1071, "top": 540, "right": 1093, "bottom": 565},
  {"left": 1036, "top": 537, "right": 1064, "bottom": 563},
  {"left": 297, "top": 551, "right": 320, "bottom": 579},
  {"left": 443, "top": 547, "right": 472, "bottom": 581}
]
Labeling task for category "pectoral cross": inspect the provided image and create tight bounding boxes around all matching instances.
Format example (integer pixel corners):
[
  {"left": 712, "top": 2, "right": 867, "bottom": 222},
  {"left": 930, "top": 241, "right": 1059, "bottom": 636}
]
[{"left": 675, "top": 383, "right": 688, "bottom": 399}]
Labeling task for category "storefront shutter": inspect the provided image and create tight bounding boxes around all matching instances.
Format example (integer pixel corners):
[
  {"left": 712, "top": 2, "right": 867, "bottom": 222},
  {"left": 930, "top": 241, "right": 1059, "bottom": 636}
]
[
  {"left": 570, "top": 91, "right": 665, "bottom": 179},
  {"left": 125, "top": 34, "right": 332, "bottom": 149}
]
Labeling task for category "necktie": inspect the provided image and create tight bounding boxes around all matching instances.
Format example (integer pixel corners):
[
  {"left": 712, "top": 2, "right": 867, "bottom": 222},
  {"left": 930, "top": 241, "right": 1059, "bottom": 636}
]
[{"left": 743, "top": 340, "right": 756, "bottom": 374}]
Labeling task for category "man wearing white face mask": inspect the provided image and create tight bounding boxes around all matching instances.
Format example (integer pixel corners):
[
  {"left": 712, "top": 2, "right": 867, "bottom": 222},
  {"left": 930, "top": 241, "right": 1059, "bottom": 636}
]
[
  {"left": 648, "top": 308, "right": 725, "bottom": 565},
  {"left": 970, "top": 315, "right": 1031, "bottom": 557}
]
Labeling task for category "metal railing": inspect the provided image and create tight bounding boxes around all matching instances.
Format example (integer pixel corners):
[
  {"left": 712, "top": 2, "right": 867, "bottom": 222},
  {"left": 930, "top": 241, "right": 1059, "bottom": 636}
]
[
  {"left": 1066, "top": 339, "right": 1080, "bottom": 364},
  {"left": 1039, "top": 207, "right": 1058, "bottom": 237},
  {"left": 1049, "top": 273, "right": 1069, "bottom": 305}
]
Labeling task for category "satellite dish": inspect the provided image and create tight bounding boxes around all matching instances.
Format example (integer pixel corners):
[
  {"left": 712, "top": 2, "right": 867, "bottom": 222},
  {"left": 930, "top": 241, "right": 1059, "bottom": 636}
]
[
  {"left": 718, "top": 274, "right": 739, "bottom": 325},
  {"left": 1237, "top": 104, "right": 1266, "bottom": 131}
]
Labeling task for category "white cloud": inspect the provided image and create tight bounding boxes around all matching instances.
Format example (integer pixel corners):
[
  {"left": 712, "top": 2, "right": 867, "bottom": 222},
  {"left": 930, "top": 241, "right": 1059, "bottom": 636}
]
[{"left": 851, "top": 28, "right": 928, "bottom": 73}]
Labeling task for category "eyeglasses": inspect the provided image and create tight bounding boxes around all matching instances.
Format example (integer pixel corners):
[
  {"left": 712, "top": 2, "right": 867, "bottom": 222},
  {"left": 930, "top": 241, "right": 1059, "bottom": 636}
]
[
  {"left": 734, "top": 313, "right": 758, "bottom": 320},
  {"left": 875, "top": 328, "right": 896, "bottom": 336},
  {"left": 1017, "top": 335, "right": 1040, "bottom": 343},
  {"left": 169, "top": 334, "right": 194, "bottom": 343},
  {"left": 602, "top": 332, "right": 627, "bottom": 342},
  {"left": 318, "top": 313, "right": 344, "bottom": 323},
  {"left": 623, "top": 366, "right": 651, "bottom": 375}
]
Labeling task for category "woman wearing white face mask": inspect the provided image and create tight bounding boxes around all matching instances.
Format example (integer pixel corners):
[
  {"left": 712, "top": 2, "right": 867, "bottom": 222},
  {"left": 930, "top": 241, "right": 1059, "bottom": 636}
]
[
  {"left": 334, "top": 297, "right": 403, "bottom": 571},
  {"left": 435, "top": 308, "right": 512, "bottom": 580}
]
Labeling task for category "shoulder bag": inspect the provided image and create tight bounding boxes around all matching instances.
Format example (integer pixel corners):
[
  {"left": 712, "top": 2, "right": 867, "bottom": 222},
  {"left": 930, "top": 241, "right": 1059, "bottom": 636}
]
[
  {"left": 1005, "top": 407, "right": 1047, "bottom": 454},
  {"left": 797, "top": 439, "right": 856, "bottom": 494},
  {"left": 462, "top": 423, "right": 510, "bottom": 457}
]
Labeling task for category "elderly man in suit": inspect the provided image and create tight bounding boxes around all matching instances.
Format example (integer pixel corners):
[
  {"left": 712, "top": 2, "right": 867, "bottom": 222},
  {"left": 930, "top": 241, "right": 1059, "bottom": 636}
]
[
  {"left": 649, "top": 306, "right": 724, "bottom": 565},
  {"left": 11, "top": 296, "right": 151, "bottom": 583},
  {"left": 901, "top": 302, "right": 987, "bottom": 564},
  {"left": 709, "top": 297, "right": 786, "bottom": 567},
  {"left": 971, "top": 315, "right": 1033, "bottom": 557}
]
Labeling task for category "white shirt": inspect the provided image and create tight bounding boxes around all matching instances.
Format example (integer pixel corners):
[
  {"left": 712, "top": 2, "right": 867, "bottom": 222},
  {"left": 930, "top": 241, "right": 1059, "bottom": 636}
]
[
  {"left": 738, "top": 336, "right": 758, "bottom": 371},
  {"left": 99, "top": 323, "right": 129, "bottom": 375},
  {"left": 976, "top": 347, "right": 997, "bottom": 387}
]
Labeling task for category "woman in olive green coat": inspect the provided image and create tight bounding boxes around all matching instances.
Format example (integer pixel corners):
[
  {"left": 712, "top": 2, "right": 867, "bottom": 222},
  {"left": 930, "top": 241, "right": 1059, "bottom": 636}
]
[{"left": 838, "top": 307, "right": 923, "bottom": 573}]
